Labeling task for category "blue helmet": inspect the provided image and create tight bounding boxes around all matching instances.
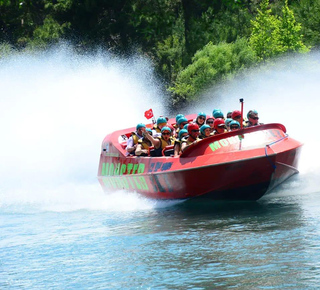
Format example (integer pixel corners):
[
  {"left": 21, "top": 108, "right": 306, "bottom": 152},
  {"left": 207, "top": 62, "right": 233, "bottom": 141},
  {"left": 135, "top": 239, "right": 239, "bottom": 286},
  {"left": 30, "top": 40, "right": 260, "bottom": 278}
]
[
  {"left": 175, "top": 114, "right": 184, "bottom": 123},
  {"left": 229, "top": 120, "right": 240, "bottom": 128},
  {"left": 213, "top": 110, "right": 224, "bottom": 119},
  {"left": 136, "top": 123, "right": 146, "bottom": 131},
  {"left": 161, "top": 126, "right": 171, "bottom": 133},
  {"left": 183, "top": 123, "right": 189, "bottom": 130},
  {"left": 197, "top": 112, "right": 206, "bottom": 118},
  {"left": 247, "top": 110, "right": 258, "bottom": 119},
  {"left": 212, "top": 108, "right": 221, "bottom": 115},
  {"left": 225, "top": 118, "right": 233, "bottom": 126},
  {"left": 157, "top": 117, "right": 167, "bottom": 125},
  {"left": 178, "top": 129, "right": 188, "bottom": 140},
  {"left": 200, "top": 124, "right": 211, "bottom": 135},
  {"left": 178, "top": 117, "right": 188, "bottom": 125}
]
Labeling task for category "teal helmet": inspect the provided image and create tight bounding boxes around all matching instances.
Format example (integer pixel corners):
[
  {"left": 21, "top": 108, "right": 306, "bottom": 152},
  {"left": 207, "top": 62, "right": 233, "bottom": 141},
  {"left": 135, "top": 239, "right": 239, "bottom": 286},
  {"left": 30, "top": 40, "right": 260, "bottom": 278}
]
[
  {"left": 183, "top": 123, "right": 189, "bottom": 130},
  {"left": 229, "top": 120, "right": 240, "bottom": 128},
  {"left": 178, "top": 129, "right": 188, "bottom": 140},
  {"left": 161, "top": 126, "right": 171, "bottom": 133},
  {"left": 178, "top": 116, "right": 188, "bottom": 125},
  {"left": 213, "top": 110, "right": 224, "bottom": 119},
  {"left": 212, "top": 108, "right": 221, "bottom": 115},
  {"left": 197, "top": 112, "right": 206, "bottom": 118},
  {"left": 136, "top": 123, "right": 146, "bottom": 131},
  {"left": 175, "top": 114, "right": 184, "bottom": 122},
  {"left": 225, "top": 118, "right": 233, "bottom": 126},
  {"left": 157, "top": 116, "right": 167, "bottom": 125},
  {"left": 200, "top": 124, "right": 211, "bottom": 135},
  {"left": 247, "top": 110, "right": 258, "bottom": 119}
]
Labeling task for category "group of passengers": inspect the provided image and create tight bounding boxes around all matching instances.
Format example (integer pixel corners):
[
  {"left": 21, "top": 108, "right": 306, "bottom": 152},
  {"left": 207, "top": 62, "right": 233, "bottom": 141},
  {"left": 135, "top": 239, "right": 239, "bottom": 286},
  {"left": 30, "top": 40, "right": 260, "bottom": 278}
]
[{"left": 126, "top": 109, "right": 261, "bottom": 157}]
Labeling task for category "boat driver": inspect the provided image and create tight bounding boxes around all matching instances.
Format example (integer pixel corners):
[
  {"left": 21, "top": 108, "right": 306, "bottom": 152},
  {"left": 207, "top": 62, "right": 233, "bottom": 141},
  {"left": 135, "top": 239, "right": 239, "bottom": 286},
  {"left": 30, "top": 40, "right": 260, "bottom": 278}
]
[{"left": 126, "top": 123, "right": 145, "bottom": 156}]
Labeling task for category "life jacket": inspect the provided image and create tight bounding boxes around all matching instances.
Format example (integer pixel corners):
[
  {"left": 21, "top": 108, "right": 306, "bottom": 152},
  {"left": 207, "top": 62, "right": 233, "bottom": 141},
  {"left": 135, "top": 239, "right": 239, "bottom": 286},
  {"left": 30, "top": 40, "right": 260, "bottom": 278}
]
[
  {"left": 138, "top": 138, "right": 152, "bottom": 150},
  {"left": 152, "top": 124, "right": 161, "bottom": 133},
  {"left": 131, "top": 132, "right": 140, "bottom": 145},
  {"left": 152, "top": 137, "right": 172, "bottom": 157}
]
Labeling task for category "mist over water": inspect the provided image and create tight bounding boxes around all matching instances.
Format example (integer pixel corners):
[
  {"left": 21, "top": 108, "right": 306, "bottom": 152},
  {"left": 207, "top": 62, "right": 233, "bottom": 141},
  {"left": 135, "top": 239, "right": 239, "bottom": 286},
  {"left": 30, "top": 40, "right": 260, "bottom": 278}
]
[{"left": 0, "top": 47, "right": 319, "bottom": 211}]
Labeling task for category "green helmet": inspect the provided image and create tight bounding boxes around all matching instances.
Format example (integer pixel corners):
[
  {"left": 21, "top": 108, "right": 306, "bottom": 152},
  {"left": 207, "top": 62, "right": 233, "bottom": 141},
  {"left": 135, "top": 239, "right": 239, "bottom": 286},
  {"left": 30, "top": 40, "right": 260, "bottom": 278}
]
[
  {"left": 213, "top": 110, "right": 224, "bottom": 119},
  {"left": 161, "top": 126, "right": 171, "bottom": 133},
  {"left": 136, "top": 123, "right": 146, "bottom": 131},
  {"left": 178, "top": 117, "right": 188, "bottom": 125},
  {"left": 197, "top": 112, "right": 206, "bottom": 118}
]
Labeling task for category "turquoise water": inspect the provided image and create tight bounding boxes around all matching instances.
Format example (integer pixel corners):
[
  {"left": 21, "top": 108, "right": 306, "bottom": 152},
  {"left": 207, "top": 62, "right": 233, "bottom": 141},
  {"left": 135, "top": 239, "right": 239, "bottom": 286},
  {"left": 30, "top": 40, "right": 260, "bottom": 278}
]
[
  {"left": 1, "top": 184, "right": 320, "bottom": 289},
  {"left": 1, "top": 48, "right": 320, "bottom": 289}
]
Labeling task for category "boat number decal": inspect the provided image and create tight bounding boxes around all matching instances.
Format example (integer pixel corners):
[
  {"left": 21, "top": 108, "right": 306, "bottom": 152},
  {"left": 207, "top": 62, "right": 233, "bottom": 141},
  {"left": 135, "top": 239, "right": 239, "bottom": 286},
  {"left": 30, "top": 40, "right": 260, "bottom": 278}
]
[
  {"left": 148, "top": 162, "right": 173, "bottom": 173},
  {"left": 101, "top": 162, "right": 145, "bottom": 176}
]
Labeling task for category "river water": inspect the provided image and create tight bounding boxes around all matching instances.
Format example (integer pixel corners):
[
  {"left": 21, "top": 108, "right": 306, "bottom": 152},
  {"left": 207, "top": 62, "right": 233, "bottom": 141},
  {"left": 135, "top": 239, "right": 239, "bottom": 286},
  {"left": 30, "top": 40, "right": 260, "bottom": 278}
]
[{"left": 1, "top": 47, "right": 320, "bottom": 289}]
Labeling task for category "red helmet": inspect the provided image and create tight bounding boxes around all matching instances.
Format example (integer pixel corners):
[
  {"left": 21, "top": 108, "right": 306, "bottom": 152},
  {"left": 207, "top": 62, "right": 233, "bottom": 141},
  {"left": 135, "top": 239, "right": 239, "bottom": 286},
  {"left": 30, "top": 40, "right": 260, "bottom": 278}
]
[
  {"left": 231, "top": 110, "right": 241, "bottom": 119},
  {"left": 187, "top": 123, "right": 199, "bottom": 134},
  {"left": 213, "top": 118, "right": 226, "bottom": 130}
]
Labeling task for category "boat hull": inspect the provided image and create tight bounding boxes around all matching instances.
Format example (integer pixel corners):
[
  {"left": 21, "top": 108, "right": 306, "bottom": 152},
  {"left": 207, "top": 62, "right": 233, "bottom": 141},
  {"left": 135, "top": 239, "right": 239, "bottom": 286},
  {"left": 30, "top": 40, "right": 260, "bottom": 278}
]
[{"left": 98, "top": 122, "right": 303, "bottom": 201}]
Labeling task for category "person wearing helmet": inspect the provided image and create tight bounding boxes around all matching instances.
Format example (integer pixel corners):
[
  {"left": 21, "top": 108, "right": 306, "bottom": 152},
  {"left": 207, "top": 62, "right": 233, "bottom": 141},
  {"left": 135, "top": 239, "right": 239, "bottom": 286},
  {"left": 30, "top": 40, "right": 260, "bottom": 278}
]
[
  {"left": 213, "top": 118, "right": 227, "bottom": 135},
  {"left": 199, "top": 124, "right": 211, "bottom": 139},
  {"left": 229, "top": 120, "right": 240, "bottom": 131},
  {"left": 213, "top": 110, "right": 224, "bottom": 119},
  {"left": 194, "top": 112, "right": 206, "bottom": 128},
  {"left": 152, "top": 116, "right": 168, "bottom": 137},
  {"left": 174, "top": 129, "right": 188, "bottom": 157},
  {"left": 174, "top": 114, "right": 185, "bottom": 128},
  {"left": 126, "top": 123, "right": 146, "bottom": 155},
  {"left": 245, "top": 110, "right": 262, "bottom": 127},
  {"left": 175, "top": 116, "right": 188, "bottom": 138},
  {"left": 142, "top": 126, "right": 173, "bottom": 156},
  {"left": 181, "top": 123, "right": 200, "bottom": 153},
  {"left": 135, "top": 128, "right": 153, "bottom": 156},
  {"left": 206, "top": 116, "right": 215, "bottom": 134},
  {"left": 225, "top": 118, "right": 233, "bottom": 130},
  {"left": 227, "top": 111, "right": 233, "bottom": 118}
]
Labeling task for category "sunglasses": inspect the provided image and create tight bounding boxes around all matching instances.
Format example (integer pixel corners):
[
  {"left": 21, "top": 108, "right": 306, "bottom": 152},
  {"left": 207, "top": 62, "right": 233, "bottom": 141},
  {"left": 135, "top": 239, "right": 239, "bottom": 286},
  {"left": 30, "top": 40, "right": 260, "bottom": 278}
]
[
  {"left": 235, "top": 115, "right": 241, "bottom": 119},
  {"left": 198, "top": 117, "right": 205, "bottom": 120},
  {"left": 207, "top": 121, "right": 214, "bottom": 124},
  {"left": 230, "top": 126, "right": 239, "bottom": 129},
  {"left": 250, "top": 116, "right": 259, "bottom": 120},
  {"left": 162, "top": 132, "right": 171, "bottom": 135},
  {"left": 191, "top": 130, "right": 200, "bottom": 133}
]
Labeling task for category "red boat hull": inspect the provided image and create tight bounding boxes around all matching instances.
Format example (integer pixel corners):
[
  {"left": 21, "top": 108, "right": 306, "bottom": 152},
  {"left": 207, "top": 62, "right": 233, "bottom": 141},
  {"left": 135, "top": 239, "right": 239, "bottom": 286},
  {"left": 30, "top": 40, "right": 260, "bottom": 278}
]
[{"left": 98, "top": 119, "right": 302, "bottom": 201}]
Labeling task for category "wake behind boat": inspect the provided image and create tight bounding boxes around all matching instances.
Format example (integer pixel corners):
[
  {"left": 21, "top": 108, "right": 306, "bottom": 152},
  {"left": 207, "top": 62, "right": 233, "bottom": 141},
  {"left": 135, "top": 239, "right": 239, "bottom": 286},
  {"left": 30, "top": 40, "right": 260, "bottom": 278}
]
[{"left": 97, "top": 114, "right": 302, "bottom": 201}]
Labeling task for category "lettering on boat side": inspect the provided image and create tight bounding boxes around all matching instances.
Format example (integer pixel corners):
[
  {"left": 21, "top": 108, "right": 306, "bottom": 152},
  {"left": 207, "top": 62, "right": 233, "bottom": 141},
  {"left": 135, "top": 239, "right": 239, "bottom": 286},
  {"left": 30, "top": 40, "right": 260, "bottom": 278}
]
[
  {"left": 101, "top": 162, "right": 145, "bottom": 176},
  {"left": 209, "top": 136, "right": 240, "bottom": 152},
  {"left": 102, "top": 176, "right": 149, "bottom": 191},
  {"left": 148, "top": 162, "right": 173, "bottom": 173}
]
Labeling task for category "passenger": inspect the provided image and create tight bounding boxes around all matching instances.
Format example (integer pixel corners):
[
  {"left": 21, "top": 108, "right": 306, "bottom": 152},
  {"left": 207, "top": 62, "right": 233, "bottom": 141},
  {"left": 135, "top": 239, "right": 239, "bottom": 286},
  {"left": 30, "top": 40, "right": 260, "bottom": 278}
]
[
  {"left": 175, "top": 116, "right": 188, "bottom": 137},
  {"left": 183, "top": 123, "right": 189, "bottom": 130},
  {"left": 174, "top": 129, "right": 188, "bottom": 157},
  {"left": 213, "top": 110, "right": 224, "bottom": 120},
  {"left": 135, "top": 128, "right": 153, "bottom": 156},
  {"left": 225, "top": 118, "right": 233, "bottom": 130},
  {"left": 231, "top": 110, "right": 242, "bottom": 123},
  {"left": 227, "top": 111, "right": 232, "bottom": 119},
  {"left": 181, "top": 123, "right": 201, "bottom": 153},
  {"left": 213, "top": 118, "right": 227, "bottom": 135},
  {"left": 206, "top": 116, "right": 215, "bottom": 134},
  {"left": 195, "top": 112, "right": 206, "bottom": 128},
  {"left": 174, "top": 114, "right": 185, "bottom": 129},
  {"left": 245, "top": 110, "right": 262, "bottom": 127},
  {"left": 229, "top": 120, "right": 240, "bottom": 131},
  {"left": 153, "top": 116, "right": 167, "bottom": 137},
  {"left": 126, "top": 123, "right": 145, "bottom": 155},
  {"left": 199, "top": 124, "right": 211, "bottom": 139},
  {"left": 142, "top": 126, "right": 173, "bottom": 157}
]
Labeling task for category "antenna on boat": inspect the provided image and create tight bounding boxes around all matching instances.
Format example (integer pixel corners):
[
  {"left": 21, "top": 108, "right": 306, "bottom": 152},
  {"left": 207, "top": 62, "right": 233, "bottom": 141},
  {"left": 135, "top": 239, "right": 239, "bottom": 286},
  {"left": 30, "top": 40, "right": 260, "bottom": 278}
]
[{"left": 239, "top": 98, "right": 244, "bottom": 129}]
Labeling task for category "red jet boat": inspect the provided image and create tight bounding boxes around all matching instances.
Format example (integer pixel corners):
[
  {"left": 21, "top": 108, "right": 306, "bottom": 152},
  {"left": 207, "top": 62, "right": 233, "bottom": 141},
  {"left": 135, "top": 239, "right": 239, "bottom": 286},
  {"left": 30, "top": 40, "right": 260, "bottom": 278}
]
[{"left": 97, "top": 115, "right": 302, "bottom": 200}]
